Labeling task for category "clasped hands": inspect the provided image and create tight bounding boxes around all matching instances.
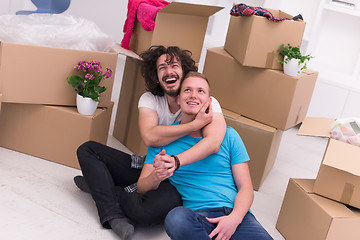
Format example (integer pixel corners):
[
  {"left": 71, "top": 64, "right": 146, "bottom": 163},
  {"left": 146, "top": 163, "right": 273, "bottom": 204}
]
[{"left": 153, "top": 149, "right": 175, "bottom": 181}]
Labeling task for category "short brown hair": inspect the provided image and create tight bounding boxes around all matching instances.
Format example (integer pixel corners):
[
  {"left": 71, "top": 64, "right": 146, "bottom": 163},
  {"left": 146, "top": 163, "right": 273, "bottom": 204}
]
[{"left": 180, "top": 71, "right": 210, "bottom": 95}]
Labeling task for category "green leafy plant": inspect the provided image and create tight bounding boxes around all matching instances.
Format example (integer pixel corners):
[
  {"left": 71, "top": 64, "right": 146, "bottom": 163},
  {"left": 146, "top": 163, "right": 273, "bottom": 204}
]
[
  {"left": 67, "top": 60, "right": 112, "bottom": 102},
  {"left": 276, "top": 43, "right": 314, "bottom": 71}
]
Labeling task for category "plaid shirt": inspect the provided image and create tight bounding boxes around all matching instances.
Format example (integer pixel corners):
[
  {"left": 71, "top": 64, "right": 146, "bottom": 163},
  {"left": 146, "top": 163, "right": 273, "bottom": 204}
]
[
  {"left": 230, "top": 3, "right": 290, "bottom": 22},
  {"left": 123, "top": 154, "right": 147, "bottom": 193}
]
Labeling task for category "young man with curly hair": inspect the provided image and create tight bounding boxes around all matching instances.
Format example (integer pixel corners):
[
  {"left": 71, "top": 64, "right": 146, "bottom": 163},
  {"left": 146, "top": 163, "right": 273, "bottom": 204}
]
[{"left": 74, "top": 46, "right": 226, "bottom": 239}]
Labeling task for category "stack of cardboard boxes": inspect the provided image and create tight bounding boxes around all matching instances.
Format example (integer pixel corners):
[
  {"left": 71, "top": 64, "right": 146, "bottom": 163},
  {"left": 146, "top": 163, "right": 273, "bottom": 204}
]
[
  {"left": 0, "top": 41, "right": 119, "bottom": 169},
  {"left": 276, "top": 117, "right": 360, "bottom": 239},
  {"left": 113, "top": 3, "right": 318, "bottom": 190},
  {"left": 203, "top": 9, "right": 318, "bottom": 190}
]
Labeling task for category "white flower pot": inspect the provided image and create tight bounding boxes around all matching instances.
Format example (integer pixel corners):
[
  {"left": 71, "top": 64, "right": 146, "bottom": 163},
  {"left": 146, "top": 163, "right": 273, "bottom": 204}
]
[
  {"left": 76, "top": 94, "right": 98, "bottom": 116},
  {"left": 283, "top": 57, "right": 303, "bottom": 77}
]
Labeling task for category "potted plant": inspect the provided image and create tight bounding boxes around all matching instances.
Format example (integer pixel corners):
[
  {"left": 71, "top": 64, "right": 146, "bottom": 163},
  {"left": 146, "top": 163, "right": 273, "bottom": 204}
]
[
  {"left": 67, "top": 60, "right": 112, "bottom": 115},
  {"left": 277, "top": 43, "right": 314, "bottom": 76}
]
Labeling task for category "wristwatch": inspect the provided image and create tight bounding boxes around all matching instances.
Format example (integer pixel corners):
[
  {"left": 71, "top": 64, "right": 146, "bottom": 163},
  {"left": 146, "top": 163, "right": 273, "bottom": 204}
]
[{"left": 171, "top": 155, "right": 180, "bottom": 171}]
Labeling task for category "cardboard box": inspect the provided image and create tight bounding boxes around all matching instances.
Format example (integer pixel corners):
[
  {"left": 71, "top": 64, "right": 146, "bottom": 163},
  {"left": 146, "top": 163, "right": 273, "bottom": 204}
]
[
  {"left": 203, "top": 47, "right": 318, "bottom": 130},
  {"left": 0, "top": 102, "right": 113, "bottom": 169},
  {"left": 223, "top": 109, "right": 283, "bottom": 190},
  {"left": 113, "top": 2, "right": 222, "bottom": 152},
  {"left": 224, "top": 9, "right": 305, "bottom": 69},
  {"left": 0, "top": 41, "right": 122, "bottom": 107},
  {"left": 112, "top": 57, "right": 148, "bottom": 155},
  {"left": 129, "top": 2, "right": 223, "bottom": 63},
  {"left": 298, "top": 117, "right": 360, "bottom": 209},
  {"left": 276, "top": 178, "right": 360, "bottom": 240}
]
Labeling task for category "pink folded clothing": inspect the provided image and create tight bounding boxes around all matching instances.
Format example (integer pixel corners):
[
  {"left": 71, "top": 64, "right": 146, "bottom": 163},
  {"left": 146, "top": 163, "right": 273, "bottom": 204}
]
[
  {"left": 330, "top": 118, "right": 360, "bottom": 147},
  {"left": 137, "top": 3, "right": 162, "bottom": 31},
  {"left": 121, "top": 0, "right": 169, "bottom": 50}
]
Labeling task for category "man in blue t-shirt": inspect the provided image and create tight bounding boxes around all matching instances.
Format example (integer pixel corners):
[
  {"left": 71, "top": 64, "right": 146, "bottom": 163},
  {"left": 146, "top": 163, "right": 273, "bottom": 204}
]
[{"left": 137, "top": 72, "right": 273, "bottom": 240}]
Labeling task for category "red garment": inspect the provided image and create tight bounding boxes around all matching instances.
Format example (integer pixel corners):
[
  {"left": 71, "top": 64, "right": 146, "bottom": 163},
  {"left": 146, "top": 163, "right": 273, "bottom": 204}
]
[{"left": 121, "top": 0, "right": 169, "bottom": 50}]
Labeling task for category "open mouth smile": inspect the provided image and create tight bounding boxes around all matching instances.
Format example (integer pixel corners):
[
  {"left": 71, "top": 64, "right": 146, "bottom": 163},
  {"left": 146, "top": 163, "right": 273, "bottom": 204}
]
[
  {"left": 187, "top": 101, "right": 199, "bottom": 105},
  {"left": 165, "top": 78, "right": 177, "bottom": 84},
  {"left": 163, "top": 74, "right": 179, "bottom": 85}
]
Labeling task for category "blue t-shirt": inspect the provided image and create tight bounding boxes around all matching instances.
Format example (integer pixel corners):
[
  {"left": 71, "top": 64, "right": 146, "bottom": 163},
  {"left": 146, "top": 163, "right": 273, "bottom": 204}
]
[{"left": 145, "top": 125, "right": 250, "bottom": 211}]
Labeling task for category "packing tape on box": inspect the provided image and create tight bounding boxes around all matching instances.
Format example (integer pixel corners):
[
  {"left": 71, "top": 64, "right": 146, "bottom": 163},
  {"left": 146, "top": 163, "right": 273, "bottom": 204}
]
[{"left": 340, "top": 182, "right": 355, "bottom": 205}]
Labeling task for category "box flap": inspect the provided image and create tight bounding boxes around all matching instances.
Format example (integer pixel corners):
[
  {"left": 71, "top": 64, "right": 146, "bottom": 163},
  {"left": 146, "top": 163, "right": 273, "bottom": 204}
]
[
  {"left": 222, "top": 108, "right": 276, "bottom": 132},
  {"left": 160, "top": 2, "right": 223, "bottom": 16},
  {"left": 279, "top": 10, "right": 295, "bottom": 20},
  {"left": 292, "top": 178, "right": 315, "bottom": 193},
  {"left": 298, "top": 117, "right": 335, "bottom": 137},
  {"left": 292, "top": 179, "right": 356, "bottom": 218},
  {"left": 312, "top": 193, "right": 357, "bottom": 218},
  {"left": 112, "top": 43, "right": 142, "bottom": 60},
  {"left": 323, "top": 139, "right": 360, "bottom": 176},
  {"left": 222, "top": 108, "right": 238, "bottom": 120},
  {"left": 302, "top": 69, "right": 316, "bottom": 75}
]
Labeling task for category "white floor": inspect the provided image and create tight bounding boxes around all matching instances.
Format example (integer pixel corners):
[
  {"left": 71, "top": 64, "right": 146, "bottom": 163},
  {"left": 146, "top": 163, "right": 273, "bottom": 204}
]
[{"left": 0, "top": 123, "right": 328, "bottom": 240}]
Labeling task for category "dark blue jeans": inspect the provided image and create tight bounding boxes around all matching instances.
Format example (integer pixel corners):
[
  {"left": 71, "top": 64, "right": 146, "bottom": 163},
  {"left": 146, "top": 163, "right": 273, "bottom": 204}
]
[
  {"left": 77, "top": 141, "right": 182, "bottom": 228},
  {"left": 164, "top": 206, "right": 273, "bottom": 240}
]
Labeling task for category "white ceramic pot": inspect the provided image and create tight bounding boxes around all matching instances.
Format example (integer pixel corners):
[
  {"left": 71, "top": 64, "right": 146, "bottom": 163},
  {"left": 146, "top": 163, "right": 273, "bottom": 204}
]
[
  {"left": 76, "top": 94, "right": 98, "bottom": 116},
  {"left": 283, "top": 57, "right": 303, "bottom": 77}
]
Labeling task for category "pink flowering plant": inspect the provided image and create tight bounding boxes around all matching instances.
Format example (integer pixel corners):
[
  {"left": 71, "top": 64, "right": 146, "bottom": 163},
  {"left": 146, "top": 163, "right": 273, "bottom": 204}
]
[{"left": 67, "top": 60, "right": 112, "bottom": 102}]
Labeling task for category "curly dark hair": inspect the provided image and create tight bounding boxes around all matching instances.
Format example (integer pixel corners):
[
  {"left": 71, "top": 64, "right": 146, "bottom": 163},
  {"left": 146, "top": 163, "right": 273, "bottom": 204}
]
[{"left": 139, "top": 45, "right": 198, "bottom": 96}]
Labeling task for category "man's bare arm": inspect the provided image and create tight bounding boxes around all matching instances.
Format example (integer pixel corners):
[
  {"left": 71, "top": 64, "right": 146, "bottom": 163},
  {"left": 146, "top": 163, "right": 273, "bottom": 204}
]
[
  {"left": 137, "top": 163, "right": 162, "bottom": 194},
  {"left": 138, "top": 101, "right": 212, "bottom": 147}
]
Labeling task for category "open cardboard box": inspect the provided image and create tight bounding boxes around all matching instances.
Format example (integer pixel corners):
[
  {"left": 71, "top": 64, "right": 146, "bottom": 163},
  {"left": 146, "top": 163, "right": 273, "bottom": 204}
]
[
  {"left": 0, "top": 102, "right": 113, "bottom": 169},
  {"left": 129, "top": 1, "right": 223, "bottom": 63},
  {"left": 0, "top": 41, "right": 139, "bottom": 107},
  {"left": 298, "top": 117, "right": 360, "bottom": 209},
  {"left": 203, "top": 47, "right": 318, "bottom": 130},
  {"left": 276, "top": 178, "right": 360, "bottom": 240},
  {"left": 114, "top": 2, "right": 221, "bottom": 154},
  {"left": 223, "top": 109, "right": 283, "bottom": 190},
  {"left": 224, "top": 8, "right": 305, "bottom": 70}
]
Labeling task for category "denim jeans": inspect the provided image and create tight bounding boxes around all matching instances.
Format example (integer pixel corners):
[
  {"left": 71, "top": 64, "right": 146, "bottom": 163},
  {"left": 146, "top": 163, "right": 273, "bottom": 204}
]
[
  {"left": 77, "top": 141, "right": 182, "bottom": 228},
  {"left": 164, "top": 206, "right": 273, "bottom": 240}
]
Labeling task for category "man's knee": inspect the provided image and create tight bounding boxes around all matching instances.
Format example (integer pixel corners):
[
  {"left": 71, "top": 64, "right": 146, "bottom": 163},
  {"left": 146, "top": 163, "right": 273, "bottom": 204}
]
[
  {"left": 164, "top": 207, "right": 193, "bottom": 237},
  {"left": 76, "top": 141, "right": 102, "bottom": 168},
  {"left": 121, "top": 187, "right": 181, "bottom": 226},
  {"left": 77, "top": 141, "right": 97, "bottom": 157}
]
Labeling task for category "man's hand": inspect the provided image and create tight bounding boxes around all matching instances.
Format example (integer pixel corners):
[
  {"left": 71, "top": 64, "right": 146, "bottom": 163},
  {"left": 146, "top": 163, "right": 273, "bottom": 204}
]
[
  {"left": 153, "top": 149, "right": 175, "bottom": 180},
  {"left": 207, "top": 215, "right": 240, "bottom": 240},
  {"left": 193, "top": 99, "right": 213, "bottom": 130}
]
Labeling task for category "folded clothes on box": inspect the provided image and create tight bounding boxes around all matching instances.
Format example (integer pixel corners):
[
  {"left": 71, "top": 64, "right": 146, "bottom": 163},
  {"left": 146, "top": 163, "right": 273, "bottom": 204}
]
[{"left": 331, "top": 117, "right": 360, "bottom": 147}]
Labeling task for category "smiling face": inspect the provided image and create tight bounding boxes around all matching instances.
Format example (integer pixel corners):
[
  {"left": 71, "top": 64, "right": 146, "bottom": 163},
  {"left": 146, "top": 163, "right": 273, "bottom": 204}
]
[
  {"left": 156, "top": 54, "right": 183, "bottom": 97},
  {"left": 178, "top": 75, "right": 210, "bottom": 117}
]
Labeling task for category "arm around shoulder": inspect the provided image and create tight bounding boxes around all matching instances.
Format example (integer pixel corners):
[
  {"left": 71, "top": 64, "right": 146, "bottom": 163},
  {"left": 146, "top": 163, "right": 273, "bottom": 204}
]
[
  {"left": 176, "top": 112, "right": 226, "bottom": 166},
  {"left": 138, "top": 107, "right": 206, "bottom": 147}
]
